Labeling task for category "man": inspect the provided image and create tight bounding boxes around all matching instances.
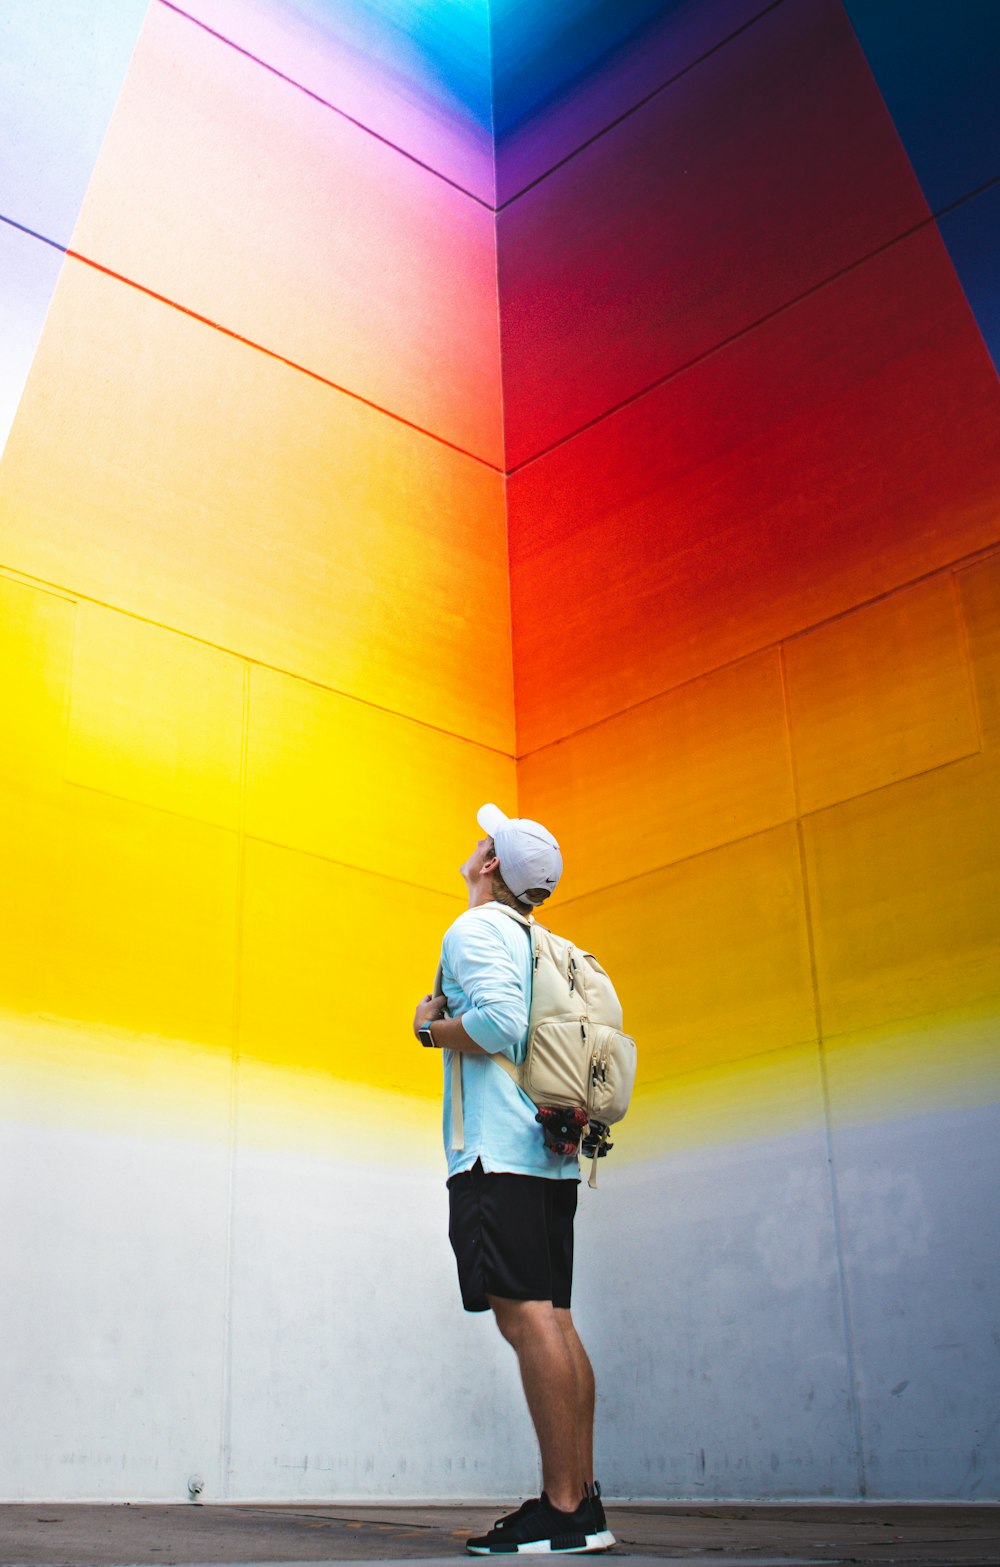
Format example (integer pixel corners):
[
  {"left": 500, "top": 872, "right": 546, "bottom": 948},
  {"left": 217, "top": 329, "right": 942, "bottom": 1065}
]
[{"left": 413, "top": 803, "right": 613, "bottom": 1556}]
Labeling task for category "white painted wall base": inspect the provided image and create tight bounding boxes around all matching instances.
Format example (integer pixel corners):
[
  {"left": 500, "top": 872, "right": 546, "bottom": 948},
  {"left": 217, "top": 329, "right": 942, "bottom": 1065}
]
[{"left": 2, "top": 1095, "right": 997, "bottom": 1501}]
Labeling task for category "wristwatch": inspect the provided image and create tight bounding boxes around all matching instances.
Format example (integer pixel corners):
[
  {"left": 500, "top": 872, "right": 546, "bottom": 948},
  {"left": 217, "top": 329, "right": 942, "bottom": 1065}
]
[{"left": 417, "top": 1020, "right": 438, "bottom": 1048}]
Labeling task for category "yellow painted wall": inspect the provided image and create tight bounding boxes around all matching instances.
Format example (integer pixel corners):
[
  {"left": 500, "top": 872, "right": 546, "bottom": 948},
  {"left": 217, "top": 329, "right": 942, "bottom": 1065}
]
[{"left": 0, "top": 0, "right": 511, "bottom": 1151}]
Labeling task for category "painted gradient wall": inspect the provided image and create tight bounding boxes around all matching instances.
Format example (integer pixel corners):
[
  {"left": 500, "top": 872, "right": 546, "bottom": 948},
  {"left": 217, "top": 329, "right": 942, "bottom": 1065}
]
[
  {"left": 509, "top": 0, "right": 1000, "bottom": 1502},
  {"left": 1, "top": 0, "right": 998, "bottom": 1503},
  {"left": 0, "top": 0, "right": 520, "bottom": 1503}
]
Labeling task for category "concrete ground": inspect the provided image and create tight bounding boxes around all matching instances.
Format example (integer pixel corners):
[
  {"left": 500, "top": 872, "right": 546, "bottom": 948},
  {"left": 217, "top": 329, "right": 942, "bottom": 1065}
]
[{"left": 0, "top": 1502, "right": 998, "bottom": 1567}]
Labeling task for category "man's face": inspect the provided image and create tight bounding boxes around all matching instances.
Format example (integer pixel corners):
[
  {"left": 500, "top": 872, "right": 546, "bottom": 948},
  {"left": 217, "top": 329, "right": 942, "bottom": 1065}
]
[{"left": 460, "top": 835, "right": 497, "bottom": 888}]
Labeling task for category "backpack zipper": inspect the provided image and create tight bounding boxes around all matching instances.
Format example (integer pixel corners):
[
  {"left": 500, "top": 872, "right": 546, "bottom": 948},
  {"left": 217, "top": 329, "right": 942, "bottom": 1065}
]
[
  {"left": 589, "top": 1027, "right": 601, "bottom": 1086},
  {"left": 590, "top": 1034, "right": 609, "bottom": 1086}
]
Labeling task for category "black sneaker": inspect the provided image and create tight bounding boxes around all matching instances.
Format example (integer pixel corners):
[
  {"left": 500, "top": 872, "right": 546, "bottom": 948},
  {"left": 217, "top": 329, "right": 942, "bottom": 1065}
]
[
  {"left": 585, "top": 1482, "right": 615, "bottom": 1549},
  {"left": 466, "top": 1491, "right": 609, "bottom": 1554},
  {"left": 491, "top": 1497, "right": 540, "bottom": 1530}
]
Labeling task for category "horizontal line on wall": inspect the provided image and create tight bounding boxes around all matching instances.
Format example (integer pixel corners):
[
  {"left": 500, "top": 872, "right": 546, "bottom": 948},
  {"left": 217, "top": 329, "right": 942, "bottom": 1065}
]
[
  {"left": 551, "top": 814, "right": 800, "bottom": 907},
  {"left": 550, "top": 748, "right": 986, "bottom": 913},
  {"left": 159, "top": 0, "right": 787, "bottom": 223},
  {"left": 505, "top": 214, "right": 937, "bottom": 475},
  {"left": 935, "top": 169, "right": 1000, "bottom": 217},
  {"left": 494, "top": 0, "right": 785, "bottom": 212},
  {"left": 59, "top": 775, "right": 466, "bottom": 906},
  {"left": 636, "top": 1031, "right": 824, "bottom": 1092},
  {"left": 241, "top": 830, "right": 465, "bottom": 905},
  {"left": 0, "top": 563, "right": 515, "bottom": 764},
  {"left": 157, "top": 0, "right": 494, "bottom": 210},
  {"left": 11, "top": 198, "right": 996, "bottom": 497},
  {"left": 63, "top": 251, "right": 504, "bottom": 472},
  {"left": 507, "top": 171, "right": 1000, "bottom": 474},
  {"left": 0, "top": 564, "right": 76, "bottom": 605},
  {"left": 514, "top": 542, "right": 1000, "bottom": 761},
  {"left": 0, "top": 212, "right": 67, "bottom": 252},
  {"left": 820, "top": 994, "right": 1000, "bottom": 1055},
  {"left": 60, "top": 774, "right": 242, "bottom": 837}
]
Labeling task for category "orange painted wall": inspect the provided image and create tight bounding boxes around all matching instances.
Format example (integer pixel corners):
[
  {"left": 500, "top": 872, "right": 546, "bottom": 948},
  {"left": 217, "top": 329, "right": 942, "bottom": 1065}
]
[{"left": 509, "top": 0, "right": 1000, "bottom": 1153}]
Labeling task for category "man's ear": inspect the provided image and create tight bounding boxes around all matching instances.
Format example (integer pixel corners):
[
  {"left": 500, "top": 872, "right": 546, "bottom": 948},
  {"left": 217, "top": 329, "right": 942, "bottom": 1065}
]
[{"left": 481, "top": 854, "right": 500, "bottom": 877}]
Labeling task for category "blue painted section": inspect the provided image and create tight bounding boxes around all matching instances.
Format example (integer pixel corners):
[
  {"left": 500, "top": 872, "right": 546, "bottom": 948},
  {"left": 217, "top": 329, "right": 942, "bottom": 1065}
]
[
  {"left": 490, "top": 0, "right": 671, "bottom": 138},
  {"left": 489, "top": 0, "right": 765, "bottom": 140},
  {"left": 294, "top": 0, "right": 493, "bottom": 134},
  {"left": 489, "top": 0, "right": 768, "bottom": 202},
  {"left": 844, "top": 0, "right": 1000, "bottom": 212},
  {"left": 939, "top": 183, "right": 1000, "bottom": 377}
]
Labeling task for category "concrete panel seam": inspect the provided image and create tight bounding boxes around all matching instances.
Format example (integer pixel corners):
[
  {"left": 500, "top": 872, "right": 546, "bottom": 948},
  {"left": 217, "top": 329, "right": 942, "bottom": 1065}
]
[
  {"left": 516, "top": 546, "right": 1000, "bottom": 762},
  {"left": 777, "top": 643, "right": 802, "bottom": 820},
  {"left": 552, "top": 817, "right": 799, "bottom": 909},
  {"left": 0, "top": 565, "right": 76, "bottom": 604},
  {"left": 795, "top": 749, "right": 987, "bottom": 825},
  {"left": 241, "top": 831, "right": 468, "bottom": 906},
  {"left": 0, "top": 568, "right": 514, "bottom": 763},
  {"left": 551, "top": 748, "right": 987, "bottom": 909},
  {"left": 494, "top": 0, "right": 786, "bottom": 212},
  {"left": 637, "top": 1032, "right": 823, "bottom": 1095},
  {"left": 795, "top": 815, "right": 868, "bottom": 1498},
  {"left": 56, "top": 775, "right": 235, "bottom": 840},
  {"left": 488, "top": 5, "right": 516, "bottom": 742},
  {"left": 503, "top": 204, "right": 985, "bottom": 475},
  {"left": 219, "top": 661, "right": 252, "bottom": 1501},
  {"left": 156, "top": 0, "right": 494, "bottom": 211},
  {"left": 0, "top": 211, "right": 67, "bottom": 254},
  {"left": 53, "top": 597, "right": 80, "bottom": 794},
  {"left": 952, "top": 559, "right": 993, "bottom": 754},
  {"left": 37, "top": 773, "right": 466, "bottom": 906},
  {"left": 62, "top": 252, "right": 504, "bottom": 474},
  {"left": 822, "top": 991, "right": 1000, "bottom": 1052}
]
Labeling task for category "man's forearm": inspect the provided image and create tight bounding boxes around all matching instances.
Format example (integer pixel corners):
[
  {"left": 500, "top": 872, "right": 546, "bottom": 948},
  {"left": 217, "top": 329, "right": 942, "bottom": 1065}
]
[{"left": 426, "top": 1015, "right": 488, "bottom": 1055}]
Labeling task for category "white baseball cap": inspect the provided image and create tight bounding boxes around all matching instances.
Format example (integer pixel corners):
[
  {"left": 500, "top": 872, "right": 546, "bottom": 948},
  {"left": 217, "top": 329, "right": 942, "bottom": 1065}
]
[{"left": 477, "top": 803, "right": 563, "bottom": 906}]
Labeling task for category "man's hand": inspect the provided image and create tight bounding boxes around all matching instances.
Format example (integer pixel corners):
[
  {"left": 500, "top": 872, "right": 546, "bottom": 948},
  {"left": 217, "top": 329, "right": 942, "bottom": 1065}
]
[
  {"left": 413, "top": 992, "right": 447, "bottom": 1039},
  {"left": 412, "top": 996, "right": 486, "bottom": 1055}
]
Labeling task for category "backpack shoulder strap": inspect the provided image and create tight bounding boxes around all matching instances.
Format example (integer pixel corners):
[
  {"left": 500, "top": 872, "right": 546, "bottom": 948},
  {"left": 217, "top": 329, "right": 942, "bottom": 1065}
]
[
  {"left": 434, "top": 959, "right": 466, "bottom": 1151},
  {"left": 482, "top": 905, "right": 536, "bottom": 1088},
  {"left": 439, "top": 909, "right": 534, "bottom": 1144}
]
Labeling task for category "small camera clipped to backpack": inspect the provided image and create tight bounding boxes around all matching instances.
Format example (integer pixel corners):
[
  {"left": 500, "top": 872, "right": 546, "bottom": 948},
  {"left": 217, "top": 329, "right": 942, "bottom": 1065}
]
[
  {"left": 581, "top": 1120, "right": 613, "bottom": 1162},
  {"left": 535, "top": 1108, "right": 614, "bottom": 1165},
  {"left": 535, "top": 1106, "right": 589, "bottom": 1157}
]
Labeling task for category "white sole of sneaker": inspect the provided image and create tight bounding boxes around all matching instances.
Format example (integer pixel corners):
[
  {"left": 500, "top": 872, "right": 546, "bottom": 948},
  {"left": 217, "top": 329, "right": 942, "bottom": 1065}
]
[{"left": 467, "top": 1535, "right": 613, "bottom": 1555}]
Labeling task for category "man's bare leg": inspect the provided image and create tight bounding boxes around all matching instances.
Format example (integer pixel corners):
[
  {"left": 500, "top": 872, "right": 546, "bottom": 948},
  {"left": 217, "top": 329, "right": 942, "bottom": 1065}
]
[
  {"left": 488, "top": 1296, "right": 585, "bottom": 1514},
  {"left": 555, "top": 1307, "right": 595, "bottom": 1490}
]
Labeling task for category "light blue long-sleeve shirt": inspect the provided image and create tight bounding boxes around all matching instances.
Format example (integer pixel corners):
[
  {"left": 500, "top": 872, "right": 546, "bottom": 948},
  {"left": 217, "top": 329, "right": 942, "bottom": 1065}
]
[{"left": 440, "top": 902, "right": 579, "bottom": 1181}]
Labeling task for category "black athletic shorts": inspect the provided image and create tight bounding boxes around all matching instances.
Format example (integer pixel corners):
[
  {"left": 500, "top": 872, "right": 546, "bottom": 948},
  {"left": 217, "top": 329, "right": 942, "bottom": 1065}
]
[{"left": 447, "top": 1159, "right": 579, "bottom": 1313}]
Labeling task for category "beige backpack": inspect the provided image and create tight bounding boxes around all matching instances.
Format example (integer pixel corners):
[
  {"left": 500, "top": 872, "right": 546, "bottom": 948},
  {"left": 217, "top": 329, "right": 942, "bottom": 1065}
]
[{"left": 446, "top": 906, "right": 637, "bottom": 1187}]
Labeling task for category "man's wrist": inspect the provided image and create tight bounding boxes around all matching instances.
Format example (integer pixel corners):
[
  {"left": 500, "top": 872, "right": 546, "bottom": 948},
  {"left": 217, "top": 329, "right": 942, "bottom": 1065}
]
[{"left": 417, "top": 1020, "right": 439, "bottom": 1048}]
